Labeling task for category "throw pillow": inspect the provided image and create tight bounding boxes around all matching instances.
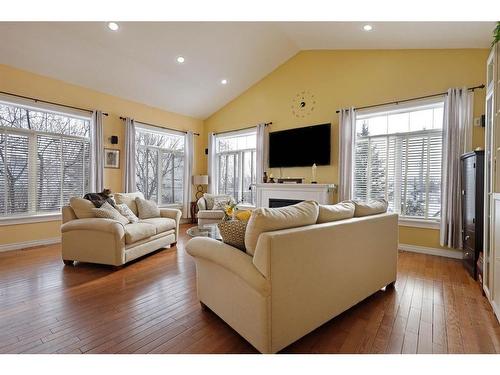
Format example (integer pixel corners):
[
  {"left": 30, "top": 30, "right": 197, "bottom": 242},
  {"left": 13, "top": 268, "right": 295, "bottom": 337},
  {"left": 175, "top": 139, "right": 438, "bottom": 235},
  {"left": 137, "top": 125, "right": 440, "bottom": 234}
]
[
  {"left": 235, "top": 209, "right": 252, "bottom": 222},
  {"left": 317, "top": 201, "right": 355, "bottom": 223},
  {"left": 136, "top": 197, "right": 161, "bottom": 219},
  {"left": 203, "top": 193, "right": 216, "bottom": 210},
  {"left": 69, "top": 197, "right": 96, "bottom": 219},
  {"left": 92, "top": 202, "right": 129, "bottom": 225},
  {"left": 114, "top": 192, "right": 145, "bottom": 216},
  {"left": 245, "top": 200, "right": 319, "bottom": 256},
  {"left": 352, "top": 199, "right": 388, "bottom": 217},
  {"left": 115, "top": 203, "right": 140, "bottom": 223},
  {"left": 213, "top": 196, "right": 232, "bottom": 211},
  {"left": 218, "top": 220, "right": 247, "bottom": 251}
]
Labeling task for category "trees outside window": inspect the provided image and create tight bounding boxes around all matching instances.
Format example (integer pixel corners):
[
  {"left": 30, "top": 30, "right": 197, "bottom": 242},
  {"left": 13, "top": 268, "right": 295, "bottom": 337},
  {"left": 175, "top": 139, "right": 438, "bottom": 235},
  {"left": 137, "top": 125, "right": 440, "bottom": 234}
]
[
  {"left": 0, "top": 101, "right": 91, "bottom": 217},
  {"left": 135, "top": 127, "right": 185, "bottom": 206},
  {"left": 353, "top": 101, "right": 444, "bottom": 221},
  {"left": 215, "top": 131, "right": 256, "bottom": 204}
]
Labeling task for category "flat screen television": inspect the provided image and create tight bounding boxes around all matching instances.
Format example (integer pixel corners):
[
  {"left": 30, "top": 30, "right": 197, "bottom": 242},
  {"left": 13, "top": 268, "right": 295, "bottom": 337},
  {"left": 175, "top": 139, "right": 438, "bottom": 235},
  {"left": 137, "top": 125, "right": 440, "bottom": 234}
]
[{"left": 269, "top": 123, "right": 331, "bottom": 168}]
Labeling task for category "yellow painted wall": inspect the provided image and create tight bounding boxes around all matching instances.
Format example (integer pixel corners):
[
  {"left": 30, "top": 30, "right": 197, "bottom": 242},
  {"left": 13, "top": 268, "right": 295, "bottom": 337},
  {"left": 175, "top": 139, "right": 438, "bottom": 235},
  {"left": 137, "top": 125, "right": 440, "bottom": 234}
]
[
  {"left": 204, "top": 49, "right": 489, "bottom": 251},
  {"left": 0, "top": 64, "right": 203, "bottom": 246}
]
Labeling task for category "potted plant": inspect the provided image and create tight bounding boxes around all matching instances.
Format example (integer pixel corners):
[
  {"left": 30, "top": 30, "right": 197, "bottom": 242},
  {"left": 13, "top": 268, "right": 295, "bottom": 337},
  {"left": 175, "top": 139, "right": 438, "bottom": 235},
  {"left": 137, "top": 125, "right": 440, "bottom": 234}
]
[{"left": 493, "top": 22, "right": 500, "bottom": 46}]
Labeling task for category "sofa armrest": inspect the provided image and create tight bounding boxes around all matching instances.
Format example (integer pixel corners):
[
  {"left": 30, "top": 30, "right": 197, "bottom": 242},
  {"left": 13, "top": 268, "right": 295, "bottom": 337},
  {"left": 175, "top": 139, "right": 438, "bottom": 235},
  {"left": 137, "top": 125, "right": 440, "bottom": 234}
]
[
  {"left": 186, "top": 237, "right": 270, "bottom": 296},
  {"left": 197, "top": 198, "right": 207, "bottom": 211},
  {"left": 160, "top": 208, "right": 182, "bottom": 240},
  {"left": 61, "top": 218, "right": 125, "bottom": 236}
]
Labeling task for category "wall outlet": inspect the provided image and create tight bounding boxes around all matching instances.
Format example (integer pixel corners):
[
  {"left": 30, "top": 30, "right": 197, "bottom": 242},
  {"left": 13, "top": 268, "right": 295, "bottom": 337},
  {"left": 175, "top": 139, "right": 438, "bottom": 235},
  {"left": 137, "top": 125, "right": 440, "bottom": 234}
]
[{"left": 474, "top": 117, "right": 481, "bottom": 127}]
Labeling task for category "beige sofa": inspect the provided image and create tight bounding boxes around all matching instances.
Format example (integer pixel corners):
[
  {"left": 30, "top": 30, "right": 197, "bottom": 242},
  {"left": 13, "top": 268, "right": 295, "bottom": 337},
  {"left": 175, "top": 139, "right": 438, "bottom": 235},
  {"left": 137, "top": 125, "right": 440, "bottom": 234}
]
[
  {"left": 61, "top": 192, "right": 182, "bottom": 266},
  {"left": 186, "top": 212, "right": 398, "bottom": 353}
]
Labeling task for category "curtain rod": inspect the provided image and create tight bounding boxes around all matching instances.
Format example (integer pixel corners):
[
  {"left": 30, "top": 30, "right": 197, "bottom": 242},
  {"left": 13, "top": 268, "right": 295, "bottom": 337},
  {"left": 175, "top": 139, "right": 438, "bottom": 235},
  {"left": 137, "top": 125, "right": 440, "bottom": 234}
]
[
  {"left": 213, "top": 122, "right": 272, "bottom": 136},
  {"left": 119, "top": 116, "right": 200, "bottom": 136},
  {"left": 0, "top": 90, "right": 109, "bottom": 116},
  {"left": 335, "top": 84, "right": 485, "bottom": 114}
]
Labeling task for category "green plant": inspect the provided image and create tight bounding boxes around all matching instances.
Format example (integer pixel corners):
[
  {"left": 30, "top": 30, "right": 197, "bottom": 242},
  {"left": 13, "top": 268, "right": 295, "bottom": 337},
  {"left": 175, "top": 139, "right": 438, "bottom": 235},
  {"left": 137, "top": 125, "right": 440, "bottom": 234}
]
[{"left": 493, "top": 22, "right": 500, "bottom": 47}]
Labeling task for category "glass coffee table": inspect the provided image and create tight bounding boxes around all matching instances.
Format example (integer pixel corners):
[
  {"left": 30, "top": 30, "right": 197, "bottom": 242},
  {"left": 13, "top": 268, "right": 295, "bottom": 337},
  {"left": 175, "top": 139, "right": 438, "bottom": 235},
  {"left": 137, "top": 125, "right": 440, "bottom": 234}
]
[{"left": 186, "top": 223, "right": 222, "bottom": 241}]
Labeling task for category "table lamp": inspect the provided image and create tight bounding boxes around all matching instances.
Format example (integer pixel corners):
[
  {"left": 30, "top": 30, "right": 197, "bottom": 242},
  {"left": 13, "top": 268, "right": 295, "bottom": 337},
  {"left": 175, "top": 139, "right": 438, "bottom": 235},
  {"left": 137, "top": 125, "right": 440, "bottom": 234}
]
[{"left": 193, "top": 175, "right": 209, "bottom": 199}]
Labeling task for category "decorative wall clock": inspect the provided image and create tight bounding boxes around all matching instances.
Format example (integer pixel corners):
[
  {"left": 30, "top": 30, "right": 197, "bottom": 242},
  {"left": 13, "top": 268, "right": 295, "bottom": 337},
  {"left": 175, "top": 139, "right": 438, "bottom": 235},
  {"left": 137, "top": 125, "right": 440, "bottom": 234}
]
[{"left": 291, "top": 90, "right": 316, "bottom": 118}]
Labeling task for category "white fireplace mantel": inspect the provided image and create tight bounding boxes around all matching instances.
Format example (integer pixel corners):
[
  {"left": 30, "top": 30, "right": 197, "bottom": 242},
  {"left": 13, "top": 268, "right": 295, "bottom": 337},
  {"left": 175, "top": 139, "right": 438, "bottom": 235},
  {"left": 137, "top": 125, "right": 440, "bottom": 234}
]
[{"left": 255, "top": 183, "right": 336, "bottom": 208}]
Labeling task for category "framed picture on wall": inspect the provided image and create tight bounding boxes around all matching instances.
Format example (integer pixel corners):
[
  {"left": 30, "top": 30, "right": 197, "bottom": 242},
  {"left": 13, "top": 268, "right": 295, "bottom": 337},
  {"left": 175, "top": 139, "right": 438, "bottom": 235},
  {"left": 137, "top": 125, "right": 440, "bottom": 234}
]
[{"left": 104, "top": 148, "right": 120, "bottom": 169}]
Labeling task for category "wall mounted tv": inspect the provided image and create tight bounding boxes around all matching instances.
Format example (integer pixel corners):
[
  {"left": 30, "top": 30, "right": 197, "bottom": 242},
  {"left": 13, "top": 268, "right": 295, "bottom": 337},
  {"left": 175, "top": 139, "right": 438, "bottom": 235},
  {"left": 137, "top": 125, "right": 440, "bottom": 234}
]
[{"left": 268, "top": 123, "right": 331, "bottom": 168}]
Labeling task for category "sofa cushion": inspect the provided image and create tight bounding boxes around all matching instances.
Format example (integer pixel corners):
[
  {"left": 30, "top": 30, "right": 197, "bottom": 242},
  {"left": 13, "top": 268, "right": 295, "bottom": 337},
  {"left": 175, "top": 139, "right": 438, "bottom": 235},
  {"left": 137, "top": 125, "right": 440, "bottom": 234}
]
[
  {"left": 317, "top": 201, "right": 355, "bottom": 223},
  {"left": 114, "top": 192, "right": 145, "bottom": 216},
  {"left": 69, "top": 197, "right": 96, "bottom": 219},
  {"left": 136, "top": 197, "right": 161, "bottom": 219},
  {"left": 212, "top": 196, "right": 233, "bottom": 210},
  {"left": 218, "top": 220, "right": 247, "bottom": 251},
  {"left": 140, "top": 217, "right": 176, "bottom": 234},
  {"left": 353, "top": 199, "right": 388, "bottom": 217},
  {"left": 203, "top": 193, "right": 234, "bottom": 210},
  {"left": 198, "top": 210, "right": 225, "bottom": 219},
  {"left": 124, "top": 222, "right": 156, "bottom": 244},
  {"left": 244, "top": 200, "right": 319, "bottom": 256},
  {"left": 92, "top": 202, "right": 129, "bottom": 226},
  {"left": 115, "top": 203, "right": 140, "bottom": 223}
]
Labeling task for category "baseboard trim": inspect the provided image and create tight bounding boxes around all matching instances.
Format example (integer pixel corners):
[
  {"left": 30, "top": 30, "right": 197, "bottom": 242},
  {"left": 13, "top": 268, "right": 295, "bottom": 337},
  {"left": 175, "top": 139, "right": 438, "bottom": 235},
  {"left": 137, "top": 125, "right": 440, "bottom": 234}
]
[
  {"left": 398, "top": 243, "right": 462, "bottom": 259},
  {"left": 0, "top": 237, "right": 61, "bottom": 253}
]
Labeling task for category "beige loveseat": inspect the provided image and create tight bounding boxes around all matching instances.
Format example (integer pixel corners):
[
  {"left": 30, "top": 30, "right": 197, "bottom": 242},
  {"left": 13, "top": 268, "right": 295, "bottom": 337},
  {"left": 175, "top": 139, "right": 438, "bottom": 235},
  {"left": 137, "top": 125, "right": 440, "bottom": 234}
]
[
  {"left": 186, "top": 206, "right": 398, "bottom": 353},
  {"left": 196, "top": 194, "right": 235, "bottom": 226},
  {"left": 61, "top": 192, "right": 181, "bottom": 266}
]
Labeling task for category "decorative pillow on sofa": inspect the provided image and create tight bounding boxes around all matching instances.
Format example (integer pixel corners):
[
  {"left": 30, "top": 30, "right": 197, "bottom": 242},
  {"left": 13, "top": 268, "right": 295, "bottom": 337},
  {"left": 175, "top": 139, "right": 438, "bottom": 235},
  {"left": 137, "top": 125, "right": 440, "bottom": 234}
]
[
  {"left": 235, "top": 209, "right": 252, "bottom": 222},
  {"left": 202, "top": 193, "right": 216, "bottom": 210},
  {"left": 135, "top": 197, "right": 161, "bottom": 219},
  {"left": 352, "top": 199, "right": 388, "bottom": 217},
  {"left": 212, "top": 196, "right": 233, "bottom": 211},
  {"left": 317, "top": 201, "right": 355, "bottom": 223},
  {"left": 244, "top": 200, "right": 319, "bottom": 256},
  {"left": 217, "top": 220, "right": 247, "bottom": 251},
  {"left": 114, "top": 192, "right": 145, "bottom": 216},
  {"left": 92, "top": 202, "right": 129, "bottom": 225},
  {"left": 69, "top": 197, "right": 96, "bottom": 219},
  {"left": 115, "top": 203, "right": 140, "bottom": 223}
]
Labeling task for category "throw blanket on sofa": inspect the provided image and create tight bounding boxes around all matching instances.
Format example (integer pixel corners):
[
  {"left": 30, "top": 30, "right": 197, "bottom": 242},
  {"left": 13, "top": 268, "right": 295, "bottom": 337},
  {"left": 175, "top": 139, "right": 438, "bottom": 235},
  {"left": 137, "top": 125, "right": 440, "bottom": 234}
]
[{"left": 83, "top": 189, "right": 116, "bottom": 208}]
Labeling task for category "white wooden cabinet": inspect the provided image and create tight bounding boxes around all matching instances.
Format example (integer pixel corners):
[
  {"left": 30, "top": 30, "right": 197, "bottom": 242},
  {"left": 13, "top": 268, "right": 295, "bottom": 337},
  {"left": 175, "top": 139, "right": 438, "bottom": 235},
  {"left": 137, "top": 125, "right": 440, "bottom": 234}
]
[{"left": 485, "top": 43, "right": 500, "bottom": 321}]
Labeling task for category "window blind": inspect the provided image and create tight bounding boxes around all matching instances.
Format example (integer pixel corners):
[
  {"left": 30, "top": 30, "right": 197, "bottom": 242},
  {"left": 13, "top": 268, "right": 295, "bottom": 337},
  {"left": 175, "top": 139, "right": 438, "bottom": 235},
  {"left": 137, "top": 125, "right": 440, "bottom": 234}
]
[
  {"left": 0, "top": 100, "right": 91, "bottom": 218},
  {"left": 353, "top": 101, "right": 444, "bottom": 221}
]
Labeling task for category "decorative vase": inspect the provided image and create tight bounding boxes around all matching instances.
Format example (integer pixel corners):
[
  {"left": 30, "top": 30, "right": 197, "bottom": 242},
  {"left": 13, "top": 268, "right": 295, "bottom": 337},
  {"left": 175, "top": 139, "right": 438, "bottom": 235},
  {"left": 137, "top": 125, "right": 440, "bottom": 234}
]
[{"left": 311, "top": 163, "right": 317, "bottom": 184}]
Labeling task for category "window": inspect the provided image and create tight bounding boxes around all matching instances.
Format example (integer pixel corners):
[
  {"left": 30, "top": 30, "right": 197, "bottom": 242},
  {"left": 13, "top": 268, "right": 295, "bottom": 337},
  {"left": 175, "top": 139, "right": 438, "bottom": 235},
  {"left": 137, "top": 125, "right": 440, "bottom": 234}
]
[
  {"left": 135, "top": 124, "right": 185, "bottom": 206},
  {"left": 353, "top": 100, "right": 444, "bottom": 222},
  {"left": 215, "top": 130, "right": 256, "bottom": 205},
  {"left": 0, "top": 99, "right": 91, "bottom": 219}
]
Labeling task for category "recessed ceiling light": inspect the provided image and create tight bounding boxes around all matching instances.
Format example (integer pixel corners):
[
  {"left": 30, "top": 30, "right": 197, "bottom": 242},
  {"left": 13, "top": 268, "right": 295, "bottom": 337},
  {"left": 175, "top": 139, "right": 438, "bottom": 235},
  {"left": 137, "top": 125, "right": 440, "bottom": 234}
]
[
  {"left": 107, "top": 22, "right": 119, "bottom": 31},
  {"left": 176, "top": 56, "right": 185, "bottom": 64},
  {"left": 363, "top": 24, "right": 373, "bottom": 31},
  {"left": 221, "top": 79, "right": 228, "bottom": 85}
]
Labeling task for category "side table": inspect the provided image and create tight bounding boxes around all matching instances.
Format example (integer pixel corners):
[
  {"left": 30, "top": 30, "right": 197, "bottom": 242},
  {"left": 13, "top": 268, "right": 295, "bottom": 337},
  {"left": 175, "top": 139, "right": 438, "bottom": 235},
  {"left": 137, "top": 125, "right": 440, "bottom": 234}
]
[{"left": 190, "top": 201, "right": 198, "bottom": 224}]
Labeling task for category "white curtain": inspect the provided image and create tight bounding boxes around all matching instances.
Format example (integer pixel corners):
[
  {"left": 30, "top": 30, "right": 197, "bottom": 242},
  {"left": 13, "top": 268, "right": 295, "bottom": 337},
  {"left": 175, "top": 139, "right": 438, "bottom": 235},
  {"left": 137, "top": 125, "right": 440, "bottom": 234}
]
[
  {"left": 207, "top": 132, "right": 217, "bottom": 194},
  {"left": 338, "top": 108, "right": 356, "bottom": 201},
  {"left": 440, "top": 88, "right": 474, "bottom": 248},
  {"left": 183, "top": 131, "right": 194, "bottom": 218},
  {"left": 123, "top": 117, "right": 136, "bottom": 193},
  {"left": 90, "top": 110, "right": 104, "bottom": 192},
  {"left": 256, "top": 123, "right": 269, "bottom": 184}
]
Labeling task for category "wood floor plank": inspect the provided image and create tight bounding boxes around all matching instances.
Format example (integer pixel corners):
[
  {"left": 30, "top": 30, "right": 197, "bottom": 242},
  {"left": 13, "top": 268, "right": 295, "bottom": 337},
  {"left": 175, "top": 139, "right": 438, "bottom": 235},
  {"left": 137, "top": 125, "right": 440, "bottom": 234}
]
[{"left": 0, "top": 226, "right": 499, "bottom": 354}]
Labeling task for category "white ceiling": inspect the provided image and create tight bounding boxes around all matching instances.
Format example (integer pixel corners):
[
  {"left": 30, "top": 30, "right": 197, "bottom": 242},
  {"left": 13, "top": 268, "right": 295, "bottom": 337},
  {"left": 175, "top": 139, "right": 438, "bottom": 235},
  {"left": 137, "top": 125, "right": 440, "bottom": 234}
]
[{"left": 0, "top": 22, "right": 495, "bottom": 119}]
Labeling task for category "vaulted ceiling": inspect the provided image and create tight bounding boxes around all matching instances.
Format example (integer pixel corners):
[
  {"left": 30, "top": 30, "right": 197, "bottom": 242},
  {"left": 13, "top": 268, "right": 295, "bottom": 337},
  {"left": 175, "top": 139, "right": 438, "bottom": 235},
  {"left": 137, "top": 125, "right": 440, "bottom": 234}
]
[{"left": 0, "top": 22, "right": 494, "bottom": 119}]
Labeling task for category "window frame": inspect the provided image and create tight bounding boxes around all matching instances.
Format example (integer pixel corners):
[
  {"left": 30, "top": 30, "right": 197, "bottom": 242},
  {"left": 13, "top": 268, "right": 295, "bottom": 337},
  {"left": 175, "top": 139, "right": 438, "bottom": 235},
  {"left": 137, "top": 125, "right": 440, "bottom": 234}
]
[
  {"left": 214, "top": 128, "right": 257, "bottom": 205},
  {"left": 134, "top": 123, "right": 186, "bottom": 209},
  {"left": 0, "top": 95, "right": 91, "bottom": 225},
  {"left": 353, "top": 97, "right": 445, "bottom": 227}
]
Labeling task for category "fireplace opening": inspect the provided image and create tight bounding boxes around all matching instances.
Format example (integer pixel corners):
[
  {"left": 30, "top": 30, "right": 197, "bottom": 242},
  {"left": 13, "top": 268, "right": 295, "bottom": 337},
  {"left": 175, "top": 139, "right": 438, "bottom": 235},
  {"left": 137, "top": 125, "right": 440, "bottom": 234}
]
[{"left": 268, "top": 198, "right": 303, "bottom": 208}]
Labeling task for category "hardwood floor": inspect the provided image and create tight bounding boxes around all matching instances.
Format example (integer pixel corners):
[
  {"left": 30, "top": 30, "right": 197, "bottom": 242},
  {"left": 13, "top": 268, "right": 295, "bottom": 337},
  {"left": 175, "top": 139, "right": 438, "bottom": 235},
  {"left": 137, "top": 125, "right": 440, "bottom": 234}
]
[{"left": 1, "top": 224, "right": 499, "bottom": 354}]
